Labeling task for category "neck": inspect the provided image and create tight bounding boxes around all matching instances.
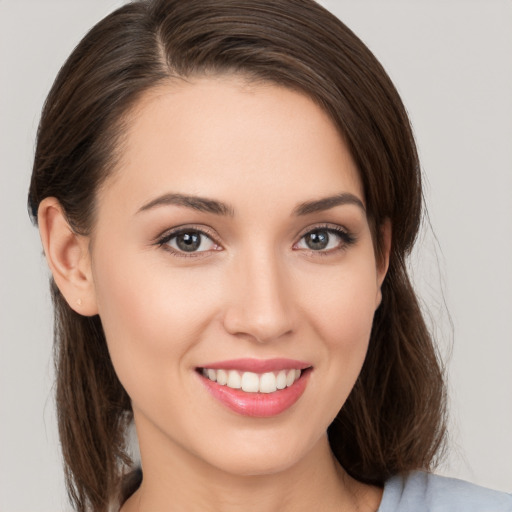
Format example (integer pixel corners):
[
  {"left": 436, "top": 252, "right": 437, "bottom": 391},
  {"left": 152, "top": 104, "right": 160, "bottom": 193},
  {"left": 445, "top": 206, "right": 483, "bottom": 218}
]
[{"left": 121, "top": 421, "right": 382, "bottom": 512}]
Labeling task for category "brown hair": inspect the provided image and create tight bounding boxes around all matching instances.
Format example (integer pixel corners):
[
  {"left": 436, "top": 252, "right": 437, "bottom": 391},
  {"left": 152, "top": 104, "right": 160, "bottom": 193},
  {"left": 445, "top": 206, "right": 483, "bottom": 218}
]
[{"left": 28, "top": 1, "right": 447, "bottom": 510}]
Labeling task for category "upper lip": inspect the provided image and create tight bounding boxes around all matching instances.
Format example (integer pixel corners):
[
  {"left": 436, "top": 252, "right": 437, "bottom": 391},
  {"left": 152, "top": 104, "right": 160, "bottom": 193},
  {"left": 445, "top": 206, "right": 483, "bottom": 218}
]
[{"left": 197, "top": 358, "right": 312, "bottom": 373}]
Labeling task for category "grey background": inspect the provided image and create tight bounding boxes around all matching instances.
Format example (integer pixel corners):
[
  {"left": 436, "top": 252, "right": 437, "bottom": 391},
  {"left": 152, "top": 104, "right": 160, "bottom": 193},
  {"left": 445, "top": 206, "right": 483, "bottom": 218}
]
[{"left": 1, "top": 1, "right": 511, "bottom": 510}]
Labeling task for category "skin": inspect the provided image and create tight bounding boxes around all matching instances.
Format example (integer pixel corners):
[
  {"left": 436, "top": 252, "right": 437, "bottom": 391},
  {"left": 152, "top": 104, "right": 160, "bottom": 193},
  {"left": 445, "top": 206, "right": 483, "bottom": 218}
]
[{"left": 39, "top": 76, "right": 390, "bottom": 512}]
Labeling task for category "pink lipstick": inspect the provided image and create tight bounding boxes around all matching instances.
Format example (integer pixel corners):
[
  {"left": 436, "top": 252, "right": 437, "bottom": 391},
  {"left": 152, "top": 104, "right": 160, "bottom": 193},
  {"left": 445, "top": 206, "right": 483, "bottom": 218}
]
[{"left": 197, "top": 358, "right": 312, "bottom": 417}]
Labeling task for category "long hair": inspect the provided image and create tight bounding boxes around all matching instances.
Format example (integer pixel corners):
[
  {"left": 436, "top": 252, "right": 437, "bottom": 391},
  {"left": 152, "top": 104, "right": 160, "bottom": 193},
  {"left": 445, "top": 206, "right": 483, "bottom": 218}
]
[{"left": 28, "top": 1, "right": 447, "bottom": 510}]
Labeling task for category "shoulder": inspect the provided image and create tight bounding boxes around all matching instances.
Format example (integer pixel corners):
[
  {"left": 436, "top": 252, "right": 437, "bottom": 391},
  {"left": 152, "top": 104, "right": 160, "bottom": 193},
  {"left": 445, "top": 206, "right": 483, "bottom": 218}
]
[{"left": 378, "top": 471, "right": 512, "bottom": 512}]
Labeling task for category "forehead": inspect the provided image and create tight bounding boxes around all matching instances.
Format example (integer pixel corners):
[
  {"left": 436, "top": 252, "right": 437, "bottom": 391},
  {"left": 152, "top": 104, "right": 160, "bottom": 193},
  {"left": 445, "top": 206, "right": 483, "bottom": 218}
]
[{"left": 99, "top": 75, "right": 364, "bottom": 217}]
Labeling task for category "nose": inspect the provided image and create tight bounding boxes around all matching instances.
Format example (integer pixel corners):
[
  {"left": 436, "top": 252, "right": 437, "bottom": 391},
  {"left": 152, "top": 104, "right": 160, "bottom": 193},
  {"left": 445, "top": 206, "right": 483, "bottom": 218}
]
[{"left": 222, "top": 250, "right": 295, "bottom": 344}]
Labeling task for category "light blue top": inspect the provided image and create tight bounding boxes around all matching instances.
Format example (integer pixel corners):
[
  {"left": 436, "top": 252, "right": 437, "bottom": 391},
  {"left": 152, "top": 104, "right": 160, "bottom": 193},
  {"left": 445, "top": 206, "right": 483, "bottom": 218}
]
[{"left": 378, "top": 471, "right": 512, "bottom": 511}]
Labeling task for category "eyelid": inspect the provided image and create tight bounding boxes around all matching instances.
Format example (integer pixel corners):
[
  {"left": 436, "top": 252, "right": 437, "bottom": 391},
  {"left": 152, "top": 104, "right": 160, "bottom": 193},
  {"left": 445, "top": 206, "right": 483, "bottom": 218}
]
[
  {"left": 153, "top": 225, "right": 222, "bottom": 257},
  {"left": 152, "top": 222, "right": 355, "bottom": 258},
  {"left": 295, "top": 223, "right": 350, "bottom": 240},
  {"left": 153, "top": 224, "right": 215, "bottom": 242},
  {"left": 293, "top": 223, "right": 356, "bottom": 253}
]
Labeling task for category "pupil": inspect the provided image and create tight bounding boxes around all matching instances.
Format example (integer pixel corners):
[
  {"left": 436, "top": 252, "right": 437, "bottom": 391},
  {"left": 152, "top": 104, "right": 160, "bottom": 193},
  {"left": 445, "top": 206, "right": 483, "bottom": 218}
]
[
  {"left": 177, "top": 232, "right": 201, "bottom": 252},
  {"left": 306, "top": 231, "right": 329, "bottom": 250}
]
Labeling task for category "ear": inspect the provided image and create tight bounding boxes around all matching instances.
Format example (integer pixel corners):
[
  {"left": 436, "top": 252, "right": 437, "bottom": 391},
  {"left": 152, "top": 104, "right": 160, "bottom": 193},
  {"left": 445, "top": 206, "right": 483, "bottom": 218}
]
[
  {"left": 375, "top": 219, "right": 392, "bottom": 309},
  {"left": 38, "top": 197, "right": 98, "bottom": 316}
]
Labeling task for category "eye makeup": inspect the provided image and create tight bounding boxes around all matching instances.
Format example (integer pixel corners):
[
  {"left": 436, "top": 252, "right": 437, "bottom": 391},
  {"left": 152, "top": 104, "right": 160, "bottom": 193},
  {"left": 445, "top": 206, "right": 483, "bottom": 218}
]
[
  {"left": 154, "top": 225, "right": 222, "bottom": 259},
  {"left": 293, "top": 224, "right": 356, "bottom": 256},
  {"left": 152, "top": 222, "right": 357, "bottom": 260}
]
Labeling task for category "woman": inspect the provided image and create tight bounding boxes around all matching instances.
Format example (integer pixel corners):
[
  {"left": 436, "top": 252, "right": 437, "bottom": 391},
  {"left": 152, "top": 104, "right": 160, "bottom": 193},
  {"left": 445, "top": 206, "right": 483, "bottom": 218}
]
[{"left": 27, "top": 0, "right": 512, "bottom": 511}]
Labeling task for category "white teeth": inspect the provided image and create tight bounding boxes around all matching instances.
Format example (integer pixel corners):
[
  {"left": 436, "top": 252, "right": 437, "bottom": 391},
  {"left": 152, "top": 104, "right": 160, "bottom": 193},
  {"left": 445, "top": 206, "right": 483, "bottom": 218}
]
[
  {"left": 202, "top": 367, "right": 304, "bottom": 393},
  {"left": 286, "top": 369, "right": 296, "bottom": 387},
  {"left": 216, "top": 369, "right": 228, "bottom": 386},
  {"left": 276, "top": 370, "right": 287, "bottom": 390},
  {"left": 227, "top": 370, "right": 241, "bottom": 389},
  {"left": 259, "top": 372, "right": 277, "bottom": 393},
  {"left": 241, "top": 372, "right": 260, "bottom": 392}
]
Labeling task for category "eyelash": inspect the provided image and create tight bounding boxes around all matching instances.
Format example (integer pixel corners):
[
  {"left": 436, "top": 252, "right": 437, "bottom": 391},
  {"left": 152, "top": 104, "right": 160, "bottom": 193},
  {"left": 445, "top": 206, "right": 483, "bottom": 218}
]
[
  {"left": 154, "top": 224, "right": 356, "bottom": 259},
  {"left": 295, "top": 225, "right": 356, "bottom": 256},
  {"left": 155, "top": 226, "right": 220, "bottom": 259}
]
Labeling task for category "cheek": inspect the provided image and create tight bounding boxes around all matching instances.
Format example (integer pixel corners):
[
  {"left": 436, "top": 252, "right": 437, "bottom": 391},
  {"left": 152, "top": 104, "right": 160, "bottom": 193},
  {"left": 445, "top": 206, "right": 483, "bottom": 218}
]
[
  {"left": 297, "top": 257, "right": 379, "bottom": 411},
  {"left": 301, "top": 258, "right": 379, "bottom": 347},
  {"left": 91, "top": 248, "right": 222, "bottom": 393}
]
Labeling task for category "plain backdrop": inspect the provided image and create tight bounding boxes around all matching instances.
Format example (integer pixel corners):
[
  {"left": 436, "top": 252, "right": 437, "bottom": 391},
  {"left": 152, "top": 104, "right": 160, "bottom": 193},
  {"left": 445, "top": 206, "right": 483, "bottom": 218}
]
[{"left": 1, "top": 1, "right": 511, "bottom": 510}]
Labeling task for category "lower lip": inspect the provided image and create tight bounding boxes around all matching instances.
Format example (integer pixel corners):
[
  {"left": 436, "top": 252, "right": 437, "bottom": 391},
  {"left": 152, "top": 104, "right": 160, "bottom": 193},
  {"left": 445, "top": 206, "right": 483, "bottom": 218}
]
[{"left": 198, "top": 369, "right": 311, "bottom": 418}]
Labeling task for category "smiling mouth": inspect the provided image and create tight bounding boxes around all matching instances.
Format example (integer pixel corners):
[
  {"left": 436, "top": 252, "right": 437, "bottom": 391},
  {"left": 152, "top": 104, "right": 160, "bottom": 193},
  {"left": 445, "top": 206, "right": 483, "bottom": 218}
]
[
  {"left": 196, "top": 363, "right": 312, "bottom": 417},
  {"left": 199, "top": 368, "right": 305, "bottom": 394}
]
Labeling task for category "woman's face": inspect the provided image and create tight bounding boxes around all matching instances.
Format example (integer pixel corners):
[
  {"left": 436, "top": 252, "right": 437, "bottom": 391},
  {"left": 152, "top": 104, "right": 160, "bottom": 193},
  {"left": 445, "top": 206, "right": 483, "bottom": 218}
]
[{"left": 88, "top": 76, "right": 388, "bottom": 476}]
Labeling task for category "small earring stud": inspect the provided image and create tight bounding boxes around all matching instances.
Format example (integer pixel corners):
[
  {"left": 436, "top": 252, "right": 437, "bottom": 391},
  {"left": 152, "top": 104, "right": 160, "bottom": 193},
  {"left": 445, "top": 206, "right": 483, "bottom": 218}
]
[{"left": 77, "top": 298, "right": 83, "bottom": 306}]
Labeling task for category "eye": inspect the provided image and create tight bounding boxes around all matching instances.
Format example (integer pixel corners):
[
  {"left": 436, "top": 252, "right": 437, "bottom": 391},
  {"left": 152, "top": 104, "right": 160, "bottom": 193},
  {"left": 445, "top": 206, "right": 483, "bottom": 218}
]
[
  {"left": 295, "top": 226, "right": 355, "bottom": 252},
  {"left": 158, "top": 228, "right": 220, "bottom": 254}
]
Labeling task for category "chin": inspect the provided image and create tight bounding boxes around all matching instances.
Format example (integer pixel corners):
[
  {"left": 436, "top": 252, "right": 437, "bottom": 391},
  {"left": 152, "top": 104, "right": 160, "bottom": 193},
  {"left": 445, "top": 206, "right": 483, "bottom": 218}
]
[
  {"left": 207, "top": 451, "right": 304, "bottom": 478},
  {"left": 193, "top": 427, "right": 325, "bottom": 478}
]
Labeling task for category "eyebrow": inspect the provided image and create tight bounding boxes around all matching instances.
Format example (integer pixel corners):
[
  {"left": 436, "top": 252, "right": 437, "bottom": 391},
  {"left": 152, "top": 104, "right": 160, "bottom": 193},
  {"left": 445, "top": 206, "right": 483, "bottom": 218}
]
[
  {"left": 136, "top": 191, "right": 365, "bottom": 217},
  {"left": 137, "top": 193, "right": 235, "bottom": 216},
  {"left": 292, "top": 193, "right": 365, "bottom": 216}
]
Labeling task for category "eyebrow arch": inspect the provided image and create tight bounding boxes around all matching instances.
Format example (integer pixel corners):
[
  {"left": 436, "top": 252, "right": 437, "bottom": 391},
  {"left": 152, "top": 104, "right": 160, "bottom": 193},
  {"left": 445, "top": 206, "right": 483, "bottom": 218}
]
[
  {"left": 137, "top": 193, "right": 235, "bottom": 216},
  {"left": 293, "top": 193, "right": 365, "bottom": 216},
  {"left": 137, "top": 191, "right": 364, "bottom": 217}
]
